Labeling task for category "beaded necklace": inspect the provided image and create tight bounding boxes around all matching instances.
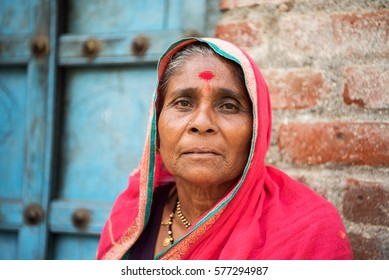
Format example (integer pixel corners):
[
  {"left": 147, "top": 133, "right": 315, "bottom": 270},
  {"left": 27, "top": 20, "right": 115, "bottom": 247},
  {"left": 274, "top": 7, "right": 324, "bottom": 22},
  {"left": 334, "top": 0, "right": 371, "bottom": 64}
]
[{"left": 161, "top": 199, "right": 191, "bottom": 247}]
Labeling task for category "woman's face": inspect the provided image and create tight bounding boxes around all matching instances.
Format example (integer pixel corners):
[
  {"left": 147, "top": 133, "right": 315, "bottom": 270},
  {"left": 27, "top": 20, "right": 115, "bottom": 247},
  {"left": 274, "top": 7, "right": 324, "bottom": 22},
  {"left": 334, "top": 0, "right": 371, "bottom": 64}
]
[{"left": 158, "top": 54, "right": 253, "bottom": 189}]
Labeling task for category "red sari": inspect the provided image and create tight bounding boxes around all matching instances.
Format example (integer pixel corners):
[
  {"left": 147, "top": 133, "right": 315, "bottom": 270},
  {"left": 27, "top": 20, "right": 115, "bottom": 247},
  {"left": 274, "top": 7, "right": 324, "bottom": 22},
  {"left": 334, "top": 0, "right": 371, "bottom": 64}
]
[{"left": 96, "top": 38, "right": 353, "bottom": 260}]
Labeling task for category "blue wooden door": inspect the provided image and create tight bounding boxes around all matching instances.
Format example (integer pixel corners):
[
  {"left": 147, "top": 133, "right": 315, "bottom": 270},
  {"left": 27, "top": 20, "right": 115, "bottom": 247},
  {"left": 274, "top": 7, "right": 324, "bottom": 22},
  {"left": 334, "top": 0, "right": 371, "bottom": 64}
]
[
  {"left": 0, "top": 0, "right": 218, "bottom": 259},
  {"left": 0, "top": 0, "right": 55, "bottom": 259}
]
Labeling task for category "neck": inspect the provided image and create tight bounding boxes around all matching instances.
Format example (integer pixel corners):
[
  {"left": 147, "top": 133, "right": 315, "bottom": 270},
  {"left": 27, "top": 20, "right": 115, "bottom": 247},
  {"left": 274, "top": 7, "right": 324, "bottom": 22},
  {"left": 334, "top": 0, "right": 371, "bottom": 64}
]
[{"left": 174, "top": 179, "right": 234, "bottom": 225}]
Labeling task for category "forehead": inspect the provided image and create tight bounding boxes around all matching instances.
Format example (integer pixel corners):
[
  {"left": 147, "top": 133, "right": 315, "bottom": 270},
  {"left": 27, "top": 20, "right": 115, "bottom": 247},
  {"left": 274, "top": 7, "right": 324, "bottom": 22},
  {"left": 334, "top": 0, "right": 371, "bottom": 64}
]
[
  {"left": 168, "top": 54, "right": 243, "bottom": 87},
  {"left": 163, "top": 54, "right": 251, "bottom": 106}
]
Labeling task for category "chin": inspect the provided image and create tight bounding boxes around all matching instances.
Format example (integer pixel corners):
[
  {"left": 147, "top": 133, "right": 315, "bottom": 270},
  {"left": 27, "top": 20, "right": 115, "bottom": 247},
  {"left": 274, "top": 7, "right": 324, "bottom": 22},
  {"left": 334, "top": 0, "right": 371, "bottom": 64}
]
[{"left": 176, "top": 169, "right": 237, "bottom": 188}]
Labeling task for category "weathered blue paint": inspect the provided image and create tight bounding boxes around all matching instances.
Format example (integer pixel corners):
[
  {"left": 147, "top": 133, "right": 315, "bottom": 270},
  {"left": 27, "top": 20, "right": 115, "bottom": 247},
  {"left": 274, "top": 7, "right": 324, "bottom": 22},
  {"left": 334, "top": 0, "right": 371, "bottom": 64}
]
[
  {"left": 166, "top": 0, "right": 206, "bottom": 33},
  {"left": 0, "top": 35, "right": 31, "bottom": 64},
  {"left": 0, "top": 68, "right": 27, "bottom": 199},
  {"left": 0, "top": 0, "right": 54, "bottom": 260},
  {"left": 0, "top": 0, "right": 30, "bottom": 35},
  {"left": 0, "top": 0, "right": 218, "bottom": 259},
  {"left": 67, "top": 0, "right": 165, "bottom": 34},
  {"left": 182, "top": 0, "right": 207, "bottom": 33},
  {"left": 19, "top": 0, "right": 54, "bottom": 260},
  {"left": 49, "top": 200, "right": 112, "bottom": 234},
  {"left": 0, "top": 232, "right": 18, "bottom": 260},
  {"left": 59, "top": 66, "right": 155, "bottom": 201},
  {"left": 0, "top": 201, "right": 23, "bottom": 230},
  {"left": 0, "top": 0, "right": 31, "bottom": 63},
  {"left": 58, "top": 31, "right": 186, "bottom": 66},
  {"left": 51, "top": 235, "right": 100, "bottom": 260}
]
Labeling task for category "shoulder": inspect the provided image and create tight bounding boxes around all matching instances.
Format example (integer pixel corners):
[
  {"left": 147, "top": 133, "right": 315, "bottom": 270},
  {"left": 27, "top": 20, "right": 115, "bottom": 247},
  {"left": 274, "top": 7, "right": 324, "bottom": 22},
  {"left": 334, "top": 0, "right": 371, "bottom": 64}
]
[
  {"left": 265, "top": 165, "right": 332, "bottom": 210},
  {"left": 263, "top": 166, "right": 353, "bottom": 259}
]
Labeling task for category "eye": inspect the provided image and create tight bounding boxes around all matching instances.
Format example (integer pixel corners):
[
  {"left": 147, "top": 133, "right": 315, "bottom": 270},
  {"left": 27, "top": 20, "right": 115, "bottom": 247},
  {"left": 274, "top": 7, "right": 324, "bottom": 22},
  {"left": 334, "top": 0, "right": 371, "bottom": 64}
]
[
  {"left": 219, "top": 101, "right": 239, "bottom": 113},
  {"left": 173, "top": 98, "right": 193, "bottom": 111},
  {"left": 222, "top": 103, "right": 236, "bottom": 110},
  {"left": 177, "top": 100, "right": 190, "bottom": 107}
]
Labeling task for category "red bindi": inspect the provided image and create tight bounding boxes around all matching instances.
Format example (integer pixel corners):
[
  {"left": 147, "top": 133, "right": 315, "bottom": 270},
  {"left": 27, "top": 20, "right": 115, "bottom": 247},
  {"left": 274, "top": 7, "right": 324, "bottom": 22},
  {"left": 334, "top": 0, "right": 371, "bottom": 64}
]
[{"left": 198, "top": 71, "right": 214, "bottom": 81}]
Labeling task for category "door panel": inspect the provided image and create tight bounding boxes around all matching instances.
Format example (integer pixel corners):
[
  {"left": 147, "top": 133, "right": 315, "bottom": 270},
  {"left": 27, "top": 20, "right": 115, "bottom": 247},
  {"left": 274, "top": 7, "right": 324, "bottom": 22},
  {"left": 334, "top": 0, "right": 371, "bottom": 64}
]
[
  {"left": 0, "top": 0, "right": 54, "bottom": 259},
  {"left": 51, "top": 234, "right": 100, "bottom": 260},
  {"left": 0, "top": 232, "right": 18, "bottom": 260},
  {"left": 0, "top": 0, "right": 30, "bottom": 35},
  {"left": 0, "top": 68, "right": 26, "bottom": 259},
  {"left": 0, "top": 67, "right": 27, "bottom": 199},
  {"left": 59, "top": 67, "right": 154, "bottom": 201},
  {"left": 67, "top": 0, "right": 165, "bottom": 33}
]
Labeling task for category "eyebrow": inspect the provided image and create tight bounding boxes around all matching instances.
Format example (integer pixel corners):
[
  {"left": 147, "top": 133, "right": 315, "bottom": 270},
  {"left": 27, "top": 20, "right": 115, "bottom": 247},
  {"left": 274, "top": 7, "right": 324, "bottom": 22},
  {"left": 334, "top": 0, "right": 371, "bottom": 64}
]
[
  {"left": 216, "top": 87, "right": 249, "bottom": 102},
  {"left": 169, "top": 87, "right": 249, "bottom": 102}
]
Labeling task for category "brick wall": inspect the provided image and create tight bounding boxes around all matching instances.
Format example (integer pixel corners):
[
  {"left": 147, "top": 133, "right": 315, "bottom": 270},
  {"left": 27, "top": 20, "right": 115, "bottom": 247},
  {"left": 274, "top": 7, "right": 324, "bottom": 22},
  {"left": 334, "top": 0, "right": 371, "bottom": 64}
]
[{"left": 215, "top": 0, "right": 389, "bottom": 259}]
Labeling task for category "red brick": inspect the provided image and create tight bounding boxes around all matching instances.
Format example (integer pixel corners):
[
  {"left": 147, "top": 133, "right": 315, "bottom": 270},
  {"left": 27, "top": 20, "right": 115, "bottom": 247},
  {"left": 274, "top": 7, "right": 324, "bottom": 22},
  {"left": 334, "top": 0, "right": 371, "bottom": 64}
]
[
  {"left": 343, "top": 178, "right": 389, "bottom": 226},
  {"left": 343, "top": 66, "right": 389, "bottom": 109},
  {"left": 278, "top": 15, "right": 333, "bottom": 56},
  {"left": 348, "top": 232, "right": 384, "bottom": 260},
  {"left": 277, "top": 122, "right": 389, "bottom": 166},
  {"left": 332, "top": 10, "right": 389, "bottom": 56},
  {"left": 264, "top": 69, "right": 330, "bottom": 109},
  {"left": 215, "top": 20, "right": 263, "bottom": 48},
  {"left": 220, "top": 0, "right": 291, "bottom": 10},
  {"left": 292, "top": 175, "right": 328, "bottom": 199}
]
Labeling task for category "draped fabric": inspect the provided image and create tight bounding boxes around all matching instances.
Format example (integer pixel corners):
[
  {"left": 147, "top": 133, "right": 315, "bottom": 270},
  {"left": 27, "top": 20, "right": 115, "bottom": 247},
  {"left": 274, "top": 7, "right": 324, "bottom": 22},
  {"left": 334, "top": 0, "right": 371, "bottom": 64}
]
[{"left": 96, "top": 38, "right": 353, "bottom": 260}]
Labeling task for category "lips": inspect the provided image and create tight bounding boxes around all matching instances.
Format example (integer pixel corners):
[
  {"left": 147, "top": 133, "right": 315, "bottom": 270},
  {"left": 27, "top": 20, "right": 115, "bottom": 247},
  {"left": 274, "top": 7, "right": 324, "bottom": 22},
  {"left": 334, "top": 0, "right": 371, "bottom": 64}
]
[{"left": 181, "top": 146, "right": 222, "bottom": 156}]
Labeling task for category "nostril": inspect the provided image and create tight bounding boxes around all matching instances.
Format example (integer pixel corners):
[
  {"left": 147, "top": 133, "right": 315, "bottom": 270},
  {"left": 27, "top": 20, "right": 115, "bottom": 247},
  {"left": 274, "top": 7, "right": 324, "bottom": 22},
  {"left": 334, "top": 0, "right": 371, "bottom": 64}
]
[
  {"left": 190, "top": 127, "right": 198, "bottom": 133},
  {"left": 206, "top": 129, "right": 214, "bottom": 133}
]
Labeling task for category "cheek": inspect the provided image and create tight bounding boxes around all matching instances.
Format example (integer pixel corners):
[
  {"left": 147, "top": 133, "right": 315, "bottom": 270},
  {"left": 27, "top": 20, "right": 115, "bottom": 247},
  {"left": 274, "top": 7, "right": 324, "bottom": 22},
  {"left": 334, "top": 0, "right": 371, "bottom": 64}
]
[
  {"left": 158, "top": 116, "right": 171, "bottom": 149},
  {"left": 157, "top": 112, "right": 184, "bottom": 153},
  {"left": 157, "top": 119, "right": 174, "bottom": 166},
  {"left": 228, "top": 119, "right": 253, "bottom": 156}
]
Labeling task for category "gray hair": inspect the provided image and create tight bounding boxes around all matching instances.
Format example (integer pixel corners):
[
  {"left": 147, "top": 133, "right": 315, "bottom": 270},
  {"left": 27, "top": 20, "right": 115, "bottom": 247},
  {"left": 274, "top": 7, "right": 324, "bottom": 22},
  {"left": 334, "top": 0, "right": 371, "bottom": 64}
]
[
  {"left": 160, "top": 43, "right": 217, "bottom": 94},
  {"left": 157, "top": 42, "right": 246, "bottom": 115}
]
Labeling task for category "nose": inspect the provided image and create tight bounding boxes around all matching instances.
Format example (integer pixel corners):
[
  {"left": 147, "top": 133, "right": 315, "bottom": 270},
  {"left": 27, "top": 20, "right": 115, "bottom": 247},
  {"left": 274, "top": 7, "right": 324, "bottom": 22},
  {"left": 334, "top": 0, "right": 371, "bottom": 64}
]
[{"left": 188, "top": 104, "right": 218, "bottom": 135}]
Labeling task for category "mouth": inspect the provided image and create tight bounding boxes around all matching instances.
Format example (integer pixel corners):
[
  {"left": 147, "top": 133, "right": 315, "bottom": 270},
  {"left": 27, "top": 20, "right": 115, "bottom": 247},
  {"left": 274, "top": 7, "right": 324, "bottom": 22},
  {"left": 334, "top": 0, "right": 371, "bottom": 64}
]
[{"left": 181, "top": 147, "right": 222, "bottom": 156}]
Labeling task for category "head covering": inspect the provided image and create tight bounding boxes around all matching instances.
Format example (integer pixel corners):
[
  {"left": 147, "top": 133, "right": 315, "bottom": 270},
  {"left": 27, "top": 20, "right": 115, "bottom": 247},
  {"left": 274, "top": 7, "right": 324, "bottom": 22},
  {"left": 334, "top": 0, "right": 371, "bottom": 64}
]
[{"left": 96, "top": 38, "right": 352, "bottom": 260}]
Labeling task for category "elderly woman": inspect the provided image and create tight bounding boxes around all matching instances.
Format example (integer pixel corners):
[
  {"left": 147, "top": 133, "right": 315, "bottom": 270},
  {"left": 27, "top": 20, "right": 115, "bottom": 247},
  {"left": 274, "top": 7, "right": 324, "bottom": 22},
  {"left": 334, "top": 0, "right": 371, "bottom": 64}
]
[{"left": 96, "top": 38, "right": 353, "bottom": 260}]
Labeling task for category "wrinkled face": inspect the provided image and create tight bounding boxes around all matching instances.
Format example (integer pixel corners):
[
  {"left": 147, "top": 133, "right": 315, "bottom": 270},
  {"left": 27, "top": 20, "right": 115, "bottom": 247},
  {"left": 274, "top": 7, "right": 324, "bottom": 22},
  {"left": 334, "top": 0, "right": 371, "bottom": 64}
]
[{"left": 158, "top": 54, "right": 253, "bottom": 189}]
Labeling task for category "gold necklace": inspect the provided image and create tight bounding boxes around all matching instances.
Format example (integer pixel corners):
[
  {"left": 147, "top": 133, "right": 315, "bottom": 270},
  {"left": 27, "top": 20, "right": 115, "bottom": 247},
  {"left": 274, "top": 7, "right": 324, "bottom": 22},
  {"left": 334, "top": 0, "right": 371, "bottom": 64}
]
[
  {"left": 176, "top": 200, "right": 191, "bottom": 228},
  {"left": 161, "top": 199, "right": 177, "bottom": 247},
  {"left": 161, "top": 199, "right": 191, "bottom": 247}
]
